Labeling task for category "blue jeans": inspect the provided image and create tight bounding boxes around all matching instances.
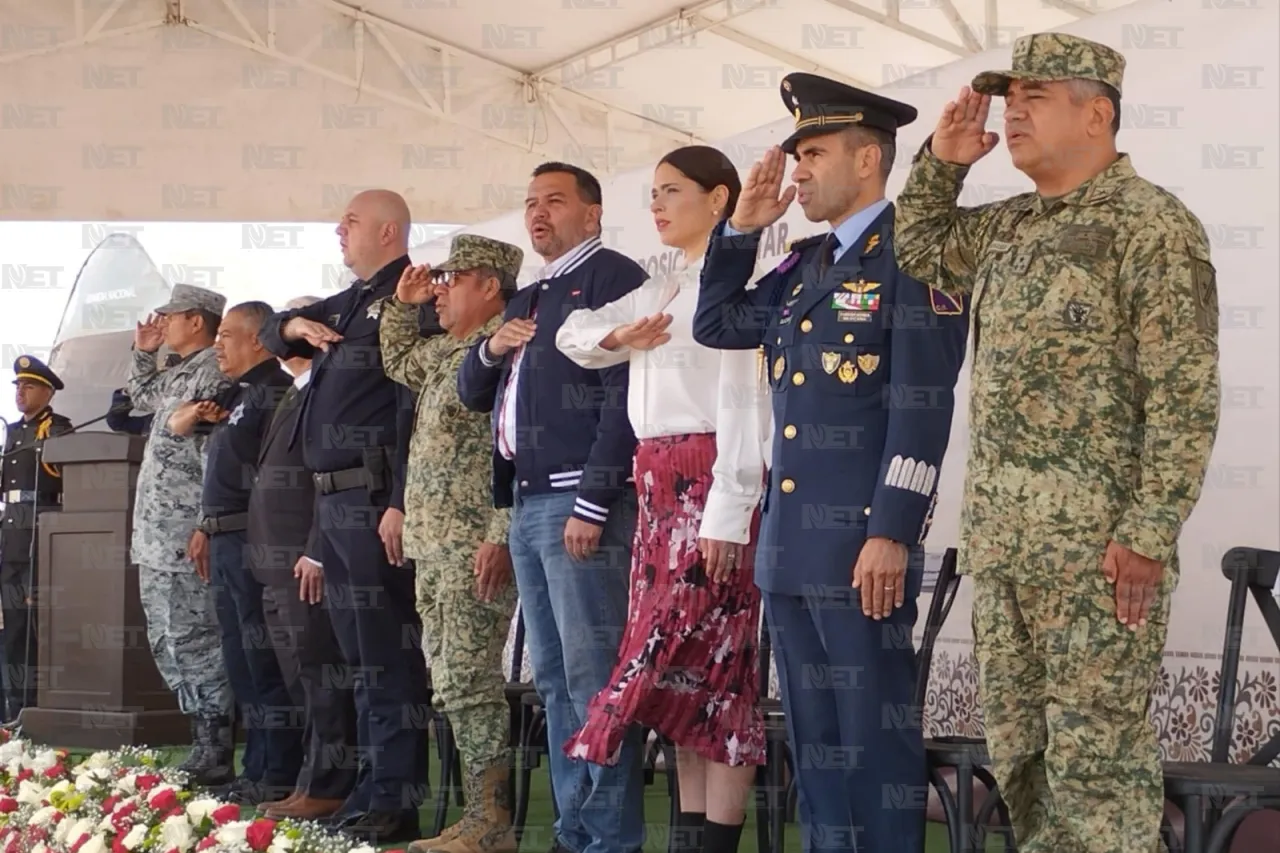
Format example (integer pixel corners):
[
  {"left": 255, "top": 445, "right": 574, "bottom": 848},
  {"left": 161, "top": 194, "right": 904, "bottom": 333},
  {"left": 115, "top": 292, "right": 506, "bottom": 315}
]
[
  {"left": 210, "top": 530, "right": 304, "bottom": 786},
  {"left": 509, "top": 490, "right": 645, "bottom": 853}
]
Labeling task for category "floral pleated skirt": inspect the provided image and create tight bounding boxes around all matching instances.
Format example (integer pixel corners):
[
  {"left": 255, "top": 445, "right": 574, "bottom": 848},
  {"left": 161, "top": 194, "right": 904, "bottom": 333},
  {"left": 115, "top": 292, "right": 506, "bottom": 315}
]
[{"left": 563, "top": 432, "right": 766, "bottom": 767}]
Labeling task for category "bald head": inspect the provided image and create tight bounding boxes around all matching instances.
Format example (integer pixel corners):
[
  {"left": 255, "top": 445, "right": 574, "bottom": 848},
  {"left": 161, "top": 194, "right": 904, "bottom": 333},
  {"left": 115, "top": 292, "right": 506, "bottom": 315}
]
[{"left": 337, "top": 188, "right": 412, "bottom": 280}]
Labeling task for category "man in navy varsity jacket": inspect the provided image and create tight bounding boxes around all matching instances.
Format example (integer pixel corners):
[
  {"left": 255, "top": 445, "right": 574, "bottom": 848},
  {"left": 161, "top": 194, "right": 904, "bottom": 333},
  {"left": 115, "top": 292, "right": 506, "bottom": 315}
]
[{"left": 458, "top": 163, "right": 648, "bottom": 853}]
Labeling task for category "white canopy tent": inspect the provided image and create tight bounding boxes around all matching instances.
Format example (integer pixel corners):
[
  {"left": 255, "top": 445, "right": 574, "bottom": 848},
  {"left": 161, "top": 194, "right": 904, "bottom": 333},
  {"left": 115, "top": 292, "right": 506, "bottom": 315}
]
[{"left": 1, "top": 0, "right": 1143, "bottom": 225}]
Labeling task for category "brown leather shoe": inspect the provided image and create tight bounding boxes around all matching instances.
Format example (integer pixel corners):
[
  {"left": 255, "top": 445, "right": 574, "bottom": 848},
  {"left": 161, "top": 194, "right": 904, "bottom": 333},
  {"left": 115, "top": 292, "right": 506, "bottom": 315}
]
[
  {"left": 258, "top": 790, "right": 301, "bottom": 811},
  {"left": 265, "top": 796, "right": 345, "bottom": 821}
]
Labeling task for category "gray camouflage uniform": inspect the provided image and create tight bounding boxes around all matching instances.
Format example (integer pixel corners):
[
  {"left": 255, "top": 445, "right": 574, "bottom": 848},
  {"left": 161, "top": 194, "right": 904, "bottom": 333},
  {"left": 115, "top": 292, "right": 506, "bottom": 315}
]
[{"left": 127, "top": 284, "right": 233, "bottom": 721}]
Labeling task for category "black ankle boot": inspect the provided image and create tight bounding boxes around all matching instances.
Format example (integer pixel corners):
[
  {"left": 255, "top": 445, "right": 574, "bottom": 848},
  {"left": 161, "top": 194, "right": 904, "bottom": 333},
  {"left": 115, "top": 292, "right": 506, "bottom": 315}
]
[
  {"left": 702, "top": 820, "right": 744, "bottom": 853},
  {"left": 669, "top": 811, "right": 705, "bottom": 853}
]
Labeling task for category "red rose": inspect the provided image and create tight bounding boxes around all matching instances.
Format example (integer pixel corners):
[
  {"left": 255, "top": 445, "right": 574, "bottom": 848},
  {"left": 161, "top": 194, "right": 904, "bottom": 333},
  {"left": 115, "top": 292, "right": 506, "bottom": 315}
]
[
  {"left": 134, "top": 774, "right": 161, "bottom": 792},
  {"left": 210, "top": 803, "right": 241, "bottom": 825},
  {"left": 111, "top": 837, "right": 128, "bottom": 853},
  {"left": 42, "top": 766, "right": 64, "bottom": 780},
  {"left": 69, "top": 833, "right": 91, "bottom": 853},
  {"left": 197, "top": 837, "right": 218, "bottom": 851},
  {"left": 148, "top": 788, "right": 179, "bottom": 813},
  {"left": 245, "top": 819, "right": 276, "bottom": 852},
  {"left": 0, "top": 798, "right": 16, "bottom": 814},
  {"left": 101, "top": 795, "right": 120, "bottom": 814},
  {"left": 15, "top": 769, "right": 32, "bottom": 784}
]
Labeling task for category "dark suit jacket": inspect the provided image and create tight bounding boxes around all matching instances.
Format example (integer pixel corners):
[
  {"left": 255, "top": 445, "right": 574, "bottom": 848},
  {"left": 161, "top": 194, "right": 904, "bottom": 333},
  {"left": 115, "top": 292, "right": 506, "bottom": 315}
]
[{"left": 246, "top": 385, "right": 317, "bottom": 587}]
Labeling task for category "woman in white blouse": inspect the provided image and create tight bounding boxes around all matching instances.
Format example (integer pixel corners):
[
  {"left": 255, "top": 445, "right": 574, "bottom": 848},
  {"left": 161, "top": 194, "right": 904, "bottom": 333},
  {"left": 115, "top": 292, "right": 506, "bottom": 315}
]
[{"left": 556, "top": 146, "right": 770, "bottom": 853}]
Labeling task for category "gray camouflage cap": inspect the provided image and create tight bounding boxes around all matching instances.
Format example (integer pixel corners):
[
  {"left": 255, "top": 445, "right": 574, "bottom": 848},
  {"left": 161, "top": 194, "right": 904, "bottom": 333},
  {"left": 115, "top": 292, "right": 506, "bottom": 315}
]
[
  {"left": 434, "top": 234, "right": 523, "bottom": 282},
  {"left": 972, "top": 32, "right": 1126, "bottom": 97},
  {"left": 154, "top": 282, "right": 227, "bottom": 316}
]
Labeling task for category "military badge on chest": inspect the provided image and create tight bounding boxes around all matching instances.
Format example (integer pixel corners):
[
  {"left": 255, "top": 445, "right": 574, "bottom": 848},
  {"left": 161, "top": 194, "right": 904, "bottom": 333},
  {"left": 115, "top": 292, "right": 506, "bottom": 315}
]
[
  {"left": 1063, "top": 300, "right": 1092, "bottom": 327},
  {"left": 366, "top": 298, "right": 386, "bottom": 320},
  {"left": 831, "top": 279, "right": 880, "bottom": 313}
]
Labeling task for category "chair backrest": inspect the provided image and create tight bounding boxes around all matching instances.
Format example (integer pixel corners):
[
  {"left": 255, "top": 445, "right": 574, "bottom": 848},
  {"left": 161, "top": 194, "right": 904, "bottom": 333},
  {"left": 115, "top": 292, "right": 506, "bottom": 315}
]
[
  {"left": 1211, "top": 546, "right": 1280, "bottom": 764},
  {"left": 913, "top": 547, "right": 962, "bottom": 708},
  {"left": 510, "top": 605, "right": 526, "bottom": 682}
]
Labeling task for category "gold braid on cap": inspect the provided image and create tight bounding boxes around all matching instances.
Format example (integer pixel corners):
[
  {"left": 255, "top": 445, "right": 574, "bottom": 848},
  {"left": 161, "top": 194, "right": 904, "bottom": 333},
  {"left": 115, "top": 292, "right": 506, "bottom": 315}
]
[{"left": 794, "top": 111, "right": 863, "bottom": 131}]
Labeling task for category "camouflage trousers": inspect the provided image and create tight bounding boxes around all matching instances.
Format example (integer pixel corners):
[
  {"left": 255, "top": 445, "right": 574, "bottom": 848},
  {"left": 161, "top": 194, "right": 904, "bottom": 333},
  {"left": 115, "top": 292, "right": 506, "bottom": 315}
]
[
  {"left": 139, "top": 564, "right": 233, "bottom": 717},
  {"left": 413, "top": 541, "right": 518, "bottom": 768},
  {"left": 972, "top": 575, "right": 1169, "bottom": 853}
]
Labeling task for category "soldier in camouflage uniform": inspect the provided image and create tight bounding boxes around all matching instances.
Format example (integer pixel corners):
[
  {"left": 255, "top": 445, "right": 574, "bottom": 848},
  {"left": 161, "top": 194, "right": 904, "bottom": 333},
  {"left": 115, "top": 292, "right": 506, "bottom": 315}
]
[
  {"left": 894, "top": 34, "right": 1220, "bottom": 853},
  {"left": 127, "top": 283, "right": 236, "bottom": 786},
  {"left": 380, "top": 235, "right": 524, "bottom": 853}
]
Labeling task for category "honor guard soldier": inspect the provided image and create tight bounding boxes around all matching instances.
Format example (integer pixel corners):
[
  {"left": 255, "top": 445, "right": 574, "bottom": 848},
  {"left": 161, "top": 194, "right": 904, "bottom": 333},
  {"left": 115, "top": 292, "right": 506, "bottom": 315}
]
[
  {"left": 1, "top": 356, "right": 73, "bottom": 724},
  {"left": 693, "top": 74, "right": 970, "bottom": 853}
]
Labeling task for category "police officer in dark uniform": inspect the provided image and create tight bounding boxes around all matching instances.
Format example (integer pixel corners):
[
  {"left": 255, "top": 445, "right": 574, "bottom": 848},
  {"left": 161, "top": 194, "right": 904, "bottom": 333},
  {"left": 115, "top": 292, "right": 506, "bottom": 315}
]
[
  {"left": 693, "top": 74, "right": 970, "bottom": 853},
  {"left": 169, "top": 301, "right": 302, "bottom": 804},
  {"left": 259, "top": 189, "right": 426, "bottom": 845},
  {"left": 1, "top": 356, "right": 73, "bottom": 723}
]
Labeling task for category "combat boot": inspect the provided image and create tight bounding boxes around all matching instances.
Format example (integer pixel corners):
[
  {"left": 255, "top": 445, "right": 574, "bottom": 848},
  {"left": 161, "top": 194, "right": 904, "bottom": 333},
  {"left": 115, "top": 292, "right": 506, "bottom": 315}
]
[
  {"left": 186, "top": 716, "right": 236, "bottom": 788},
  {"left": 176, "top": 717, "right": 208, "bottom": 774},
  {"left": 414, "top": 762, "right": 517, "bottom": 853}
]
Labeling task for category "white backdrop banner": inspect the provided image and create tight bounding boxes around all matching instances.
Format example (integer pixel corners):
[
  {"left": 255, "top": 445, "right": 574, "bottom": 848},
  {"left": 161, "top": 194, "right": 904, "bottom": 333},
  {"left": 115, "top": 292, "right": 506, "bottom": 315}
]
[{"left": 416, "top": 0, "right": 1278, "bottom": 750}]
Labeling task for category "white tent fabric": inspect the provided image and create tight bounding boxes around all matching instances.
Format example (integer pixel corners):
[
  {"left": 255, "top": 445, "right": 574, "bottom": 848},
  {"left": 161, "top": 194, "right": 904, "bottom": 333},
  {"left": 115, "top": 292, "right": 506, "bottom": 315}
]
[{"left": 1, "top": 0, "right": 1143, "bottom": 224}]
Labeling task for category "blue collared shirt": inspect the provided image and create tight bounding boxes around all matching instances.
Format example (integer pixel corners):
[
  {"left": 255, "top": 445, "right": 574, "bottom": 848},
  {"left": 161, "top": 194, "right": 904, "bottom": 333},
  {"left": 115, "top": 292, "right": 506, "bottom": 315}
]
[{"left": 724, "top": 197, "right": 890, "bottom": 259}]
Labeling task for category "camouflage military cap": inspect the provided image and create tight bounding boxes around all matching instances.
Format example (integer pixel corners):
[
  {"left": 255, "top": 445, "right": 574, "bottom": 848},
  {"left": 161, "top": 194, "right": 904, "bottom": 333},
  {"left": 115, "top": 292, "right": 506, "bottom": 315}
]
[
  {"left": 972, "top": 32, "right": 1125, "bottom": 97},
  {"left": 154, "top": 283, "right": 227, "bottom": 316},
  {"left": 434, "top": 234, "right": 523, "bottom": 281}
]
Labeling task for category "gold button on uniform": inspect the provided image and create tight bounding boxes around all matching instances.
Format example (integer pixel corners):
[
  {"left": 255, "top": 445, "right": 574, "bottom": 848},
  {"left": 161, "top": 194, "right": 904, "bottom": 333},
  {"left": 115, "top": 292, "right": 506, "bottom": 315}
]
[
  {"left": 792, "top": 372, "right": 805, "bottom": 385},
  {"left": 783, "top": 425, "right": 797, "bottom": 439},
  {"left": 781, "top": 478, "right": 795, "bottom": 493},
  {"left": 800, "top": 319, "right": 813, "bottom": 333},
  {"left": 843, "top": 333, "right": 854, "bottom": 343}
]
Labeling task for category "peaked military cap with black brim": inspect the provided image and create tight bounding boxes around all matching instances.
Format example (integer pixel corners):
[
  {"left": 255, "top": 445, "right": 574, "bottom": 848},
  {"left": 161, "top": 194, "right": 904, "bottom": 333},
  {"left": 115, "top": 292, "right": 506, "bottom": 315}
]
[
  {"left": 778, "top": 72, "right": 919, "bottom": 155},
  {"left": 12, "top": 355, "right": 64, "bottom": 391}
]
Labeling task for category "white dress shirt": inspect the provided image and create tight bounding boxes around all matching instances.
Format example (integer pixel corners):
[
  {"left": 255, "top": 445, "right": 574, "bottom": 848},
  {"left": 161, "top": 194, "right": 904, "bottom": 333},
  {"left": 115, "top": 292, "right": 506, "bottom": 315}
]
[
  {"left": 481, "top": 236, "right": 603, "bottom": 461},
  {"left": 556, "top": 253, "right": 772, "bottom": 544}
]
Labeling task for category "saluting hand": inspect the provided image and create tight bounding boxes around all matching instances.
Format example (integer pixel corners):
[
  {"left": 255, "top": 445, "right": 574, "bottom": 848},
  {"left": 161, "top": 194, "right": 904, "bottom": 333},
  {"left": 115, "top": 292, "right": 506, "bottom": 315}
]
[
  {"left": 134, "top": 313, "right": 165, "bottom": 354},
  {"left": 1103, "top": 540, "right": 1162, "bottom": 630},
  {"left": 730, "top": 146, "right": 796, "bottom": 234},
  {"left": 486, "top": 318, "right": 537, "bottom": 358},
  {"left": 396, "top": 264, "right": 436, "bottom": 305},
  {"left": 931, "top": 86, "right": 1001, "bottom": 166},
  {"left": 193, "top": 401, "right": 227, "bottom": 424},
  {"left": 283, "top": 316, "right": 344, "bottom": 352}
]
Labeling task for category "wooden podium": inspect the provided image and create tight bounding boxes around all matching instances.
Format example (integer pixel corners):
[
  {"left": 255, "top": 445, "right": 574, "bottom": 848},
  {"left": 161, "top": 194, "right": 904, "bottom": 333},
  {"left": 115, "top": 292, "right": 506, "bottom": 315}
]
[{"left": 19, "top": 431, "right": 189, "bottom": 748}]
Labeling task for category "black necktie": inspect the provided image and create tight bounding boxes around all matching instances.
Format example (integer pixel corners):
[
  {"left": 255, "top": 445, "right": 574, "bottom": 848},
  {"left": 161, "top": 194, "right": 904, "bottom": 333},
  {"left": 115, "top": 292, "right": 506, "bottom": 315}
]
[{"left": 817, "top": 232, "right": 840, "bottom": 277}]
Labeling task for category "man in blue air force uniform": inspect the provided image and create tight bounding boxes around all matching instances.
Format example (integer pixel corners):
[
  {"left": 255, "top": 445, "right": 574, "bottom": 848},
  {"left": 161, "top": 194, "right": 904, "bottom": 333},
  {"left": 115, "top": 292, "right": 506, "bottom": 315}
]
[{"left": 692, "top": 74, "right": 970, "bottom": 853}]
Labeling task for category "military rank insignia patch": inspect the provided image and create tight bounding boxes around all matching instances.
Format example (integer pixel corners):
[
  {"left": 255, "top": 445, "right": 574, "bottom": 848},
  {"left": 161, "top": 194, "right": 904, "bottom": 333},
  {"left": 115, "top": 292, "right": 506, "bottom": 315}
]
[
  {"left": 832, "top": 292, "right": 880, "bottom": 311},
  {"left": 862, "top": 233, "right": 881, "bottom": 254},
  {"left": 929, "top": 287, "right": 963, "bottom": 316}
]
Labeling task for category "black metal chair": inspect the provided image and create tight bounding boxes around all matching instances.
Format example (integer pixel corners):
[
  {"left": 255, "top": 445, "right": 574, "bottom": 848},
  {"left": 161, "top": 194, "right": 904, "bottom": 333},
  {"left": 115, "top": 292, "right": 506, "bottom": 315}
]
[
  {"left": 1162, "top": 546, "right": 1280, "bottom": 853},
  {"left": 918, "top": 552, "right": 1015, "bottom": 853},
  {"left": 430, "top": 608, "right": 532, "bottom": 838}
]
